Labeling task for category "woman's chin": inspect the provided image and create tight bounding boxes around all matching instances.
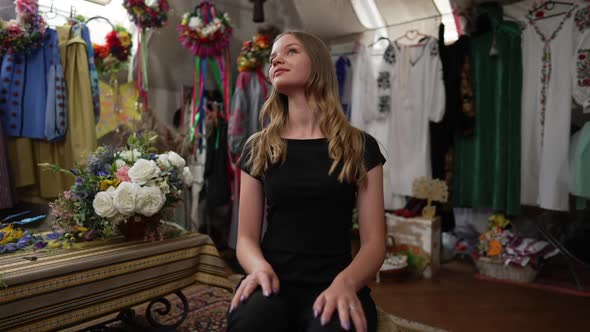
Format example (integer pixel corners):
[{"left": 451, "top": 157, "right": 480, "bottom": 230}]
[{"left": 273, "top": 81, "right": 304, "bottom": 95}]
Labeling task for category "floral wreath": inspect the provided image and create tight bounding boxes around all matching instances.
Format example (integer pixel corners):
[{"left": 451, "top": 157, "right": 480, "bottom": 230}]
[
  {"left": 92, "top": 26, "right": 133, "bottom": 76},
  {"left": 237, "top": 33, "right": 271, "bottom": 72},
  {"left": 0, "top": 0, "right": 46, "bottom": 55},
  {"left": 123, "top": 0, "right": 169, "bottom": 29},
  {"left": 177, "top": 2, "right": 232, "bottom": 57}
]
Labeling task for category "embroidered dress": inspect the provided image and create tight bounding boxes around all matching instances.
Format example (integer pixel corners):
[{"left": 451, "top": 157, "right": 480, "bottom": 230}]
[
  {"left": 0, "top": 53, "right": 26, "bottom": 137},
  {"left": 376, "top": 36, "right": 445, "bottom": 197},
  {"left": 515, "top": 2, "right": 590, "bottom": 211},
  {"left": 350, "top": 44, "right": 404, "bottom": 210},
  {"left": 0, "top": 29, "right": 66, "bottom": 141}
]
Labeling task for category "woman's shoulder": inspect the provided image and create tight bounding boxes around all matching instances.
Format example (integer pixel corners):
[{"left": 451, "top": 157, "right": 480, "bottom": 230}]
[{"left": 359, "top": 130, "right": 386, "bottom": 169}]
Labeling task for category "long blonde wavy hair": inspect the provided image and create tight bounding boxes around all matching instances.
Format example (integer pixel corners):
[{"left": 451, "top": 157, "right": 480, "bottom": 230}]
[{"left": 244, "top": 31, "right": 367, "bottom": 184}]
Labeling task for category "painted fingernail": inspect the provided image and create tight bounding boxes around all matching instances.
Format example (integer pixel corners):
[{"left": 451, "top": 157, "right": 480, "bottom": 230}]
[
  {"left": 228, "top": 305, "right": 233, "bottom": 314},
  {"left": 313, "top": 309, "right": 318, "bottom": 318},
  {"left": 342, "top": 322, "right": 350, "bottom": 331},
  {"left": 263, "top": 290, "right": 270, "bottom": 297},
  {"left": 321, "top": 318, "right": 327, "bottom": 326},
  {"left": 240, "top": 295, "right": 245, "bottom": 302},
  {"left": 273, "top": 288, "right": 279, "bottom": 294}
]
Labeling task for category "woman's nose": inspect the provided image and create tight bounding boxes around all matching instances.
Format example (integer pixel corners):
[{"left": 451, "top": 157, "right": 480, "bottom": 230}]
[{"left": 272, "top": 56, "right": 283, "bottom": 66}]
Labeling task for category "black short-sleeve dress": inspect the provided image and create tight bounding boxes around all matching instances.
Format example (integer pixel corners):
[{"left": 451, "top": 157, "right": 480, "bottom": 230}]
[{"left": 238, "top": 132, "right": 386, "bottom": 285}]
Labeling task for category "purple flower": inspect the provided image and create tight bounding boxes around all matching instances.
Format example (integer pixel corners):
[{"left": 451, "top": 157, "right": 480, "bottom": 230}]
[
  {"left": 0, "top": 245, "right": 5, "bottom": 253},
  {"left": 75, "top": 176, "right": 84, "bottom": 184},
  {"left": 45, "top": 232, "right": 62, "bottom": 240},
  {"left": 0, "top": 231, "right": 4, "bottom": 242},
  {"left": 69, "top": 168, "right": 80, "bottom": 175},
  {"left": 16, "top": 235, "right": 32, "bottom": 249},
  {"left": 5, "top": 243, "right": 17, "bottom": 252},
  {"left": 149, "top": 153, "right": 157, "bottom": 160},
  {"left": 34, "top": 242, "right": 48, "bottom": 250},
  {"left": 96, "top": 170, "right": 110, "bottom": 177}
]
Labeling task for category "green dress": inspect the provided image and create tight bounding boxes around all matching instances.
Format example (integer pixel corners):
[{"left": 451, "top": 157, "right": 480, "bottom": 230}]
[{"left": 453, "top": 3, "right": 523, "bottom": 215}]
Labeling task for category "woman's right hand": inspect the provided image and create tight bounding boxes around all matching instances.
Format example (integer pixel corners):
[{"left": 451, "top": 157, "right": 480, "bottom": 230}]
[{"left": 229, "top": 267, "right": 280, "bottom": 313}]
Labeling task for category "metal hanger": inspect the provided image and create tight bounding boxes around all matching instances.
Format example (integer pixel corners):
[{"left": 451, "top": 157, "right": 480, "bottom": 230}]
[
  {"left": 395, "top": 29, "right": 430, "bottom": 47},
  {"left": 86, "top": 16, "right": 115, "bottom": 30},
  {"left": 368, "top": 36, "right": 392, "bottom": 48}
]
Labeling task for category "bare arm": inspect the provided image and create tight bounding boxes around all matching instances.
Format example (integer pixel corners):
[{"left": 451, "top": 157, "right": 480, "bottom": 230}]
[
  {"left": 313, "top": 165, "right": 385, "bottom": 331},
  {"left": 236, "top": 171, "right": 272, "bottom": 274},
  {"left": 229, "top": 171, "right": 280, "bottom": 313},
  {"left": 336, "top": 164, "right": 386, "bottom": 291}
]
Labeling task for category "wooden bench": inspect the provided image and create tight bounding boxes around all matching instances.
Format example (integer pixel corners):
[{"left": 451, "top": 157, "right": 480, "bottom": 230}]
[{"left": 0, "top": 232, "right": 232, "bottom": 332}]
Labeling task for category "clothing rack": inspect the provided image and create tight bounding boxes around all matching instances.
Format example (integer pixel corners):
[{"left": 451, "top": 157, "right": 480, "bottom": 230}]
[{"left": 332, "top": 14, "right": 442, "bottom": 42}]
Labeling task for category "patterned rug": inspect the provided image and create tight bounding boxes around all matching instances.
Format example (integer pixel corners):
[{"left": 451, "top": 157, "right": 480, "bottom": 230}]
[{"left": 105, "top": 283, "right": 232, "bottom": 332}]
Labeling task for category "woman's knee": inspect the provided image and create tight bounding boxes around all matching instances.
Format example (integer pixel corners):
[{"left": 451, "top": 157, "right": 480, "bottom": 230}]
[{"left": 227, "top": 288, "right": 291, "bottom": 331}]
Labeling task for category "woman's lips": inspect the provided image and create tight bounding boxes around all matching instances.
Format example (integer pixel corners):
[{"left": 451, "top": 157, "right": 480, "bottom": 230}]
[{"left": 274, "top": 68, "right": 288, "bottom": 77}]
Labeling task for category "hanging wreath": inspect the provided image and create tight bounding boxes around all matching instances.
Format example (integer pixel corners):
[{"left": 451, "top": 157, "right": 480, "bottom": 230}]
[
  {"left": 123, "top": 0, "right": 169, "bottom": 28},
  {"left": 237, "top": 33, "right": 271, "bottom": 72},
  {"left": 93, "top": 26, "right": 133, "bottom": 76},
  {"left": 0, "top": 0, "right": 46, "bottom": 55},
  {"left": 177, "top": 2, "right": 233, "bottom": 57}
]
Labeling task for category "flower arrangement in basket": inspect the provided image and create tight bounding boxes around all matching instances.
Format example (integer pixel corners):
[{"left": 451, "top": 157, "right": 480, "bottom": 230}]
[
  {"left": 177, "top": 1, "right": 232, "bottom": 57},
  {"left": 123, "top": 0, "right": 169, "bottom": 28},
  {"left": 93, "top": 26, "right": 133, "bottom": 76},
  {"left": 473, "top": 214, "right": 550, "bottom": 283},
  {"left": 237, "top": 33, "right": 271, "bottom": 72},
  {"left": 41, "top": 131, "right": 192, "bottom": 241},
  {"left": 0, "top": 0, "right": 46, "bottom": 55}
]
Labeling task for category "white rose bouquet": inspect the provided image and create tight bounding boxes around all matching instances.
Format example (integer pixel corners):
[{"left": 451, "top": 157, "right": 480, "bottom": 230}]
[{"left": 43, "top": 131, "right": 193, "bottom": 240}]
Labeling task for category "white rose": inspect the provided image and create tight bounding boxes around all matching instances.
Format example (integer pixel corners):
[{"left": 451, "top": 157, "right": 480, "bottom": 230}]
[
  {"left": 106, "top": 186, "right": 117, "bottom": 197},
  {"left": 145, "top": 0, "right": 158, "bottom": 7},
  {"left": 115, "top": 159, "right": 127, "bottom": 169},
  {"left": 136, "top": 186, "right": 165, "bottom": 217},
  {"left": 93, "top": 191, "right": 118, "bottom": 218},
  {"left": 156, "top": 153, "right": 171, "bottom": 169},
  {"left": 113, "top": 182, "right": 139, "bottom": 215},
  {"left": 128, "top": 159, "right": 160, "bottom": 185},
  {"left": 182, "top": 166, "right": 193, "bottom": 186},
  {"left": 167, "top": 151, "right": 186, "bottom": 169}
]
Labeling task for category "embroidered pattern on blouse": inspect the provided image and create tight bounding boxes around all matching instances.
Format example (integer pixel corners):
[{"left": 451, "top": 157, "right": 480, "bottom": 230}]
[
  {"left": 575, "top": 6, "right": 590, "bottom": 32},
  {"left": 577, "top": 49, "right": 590, "bottom": 86},
  {"left": 377, "top": 72, "right": 391, "bottom": 89},
  {"left": 527, "top": 4, "right": 577, "bottom": 148},
  {"left": 378, "top": 95, "right": 391, "bottom": 115},
  {"left": 430, "top": 42, "right": 439, "bottom": 57},
  {"left": 383, "top": 45, "right": 396, "bottom": 65}
]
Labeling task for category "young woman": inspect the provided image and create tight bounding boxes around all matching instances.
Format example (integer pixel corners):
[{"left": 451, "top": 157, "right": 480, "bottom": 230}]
[{"left": 227, "top": 31, "right": 386, "bottom": 332}]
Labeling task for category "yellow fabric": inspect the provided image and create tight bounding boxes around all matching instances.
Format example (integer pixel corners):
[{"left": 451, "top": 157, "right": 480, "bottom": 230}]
[
  {"left": 7, "top": 138, "right": 35, "bottom": 188},
  {"left": 33, "top": 25, "right": 97, "bottom": 198},
  {"left": 96, "top": 80, "right": 140, "bottom": 139}
]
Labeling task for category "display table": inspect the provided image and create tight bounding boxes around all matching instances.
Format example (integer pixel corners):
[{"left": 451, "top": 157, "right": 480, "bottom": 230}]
[{"left": 0, "top": 232, "right": 232, "bottom": 332}]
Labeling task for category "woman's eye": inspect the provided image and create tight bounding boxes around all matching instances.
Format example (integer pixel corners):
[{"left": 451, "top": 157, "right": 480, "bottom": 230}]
[{"left": 288, "top": 48, "right": 297, "bottom": 55}]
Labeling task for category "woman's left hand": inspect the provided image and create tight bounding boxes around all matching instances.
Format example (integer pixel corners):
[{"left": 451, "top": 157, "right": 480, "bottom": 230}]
[{"left": 312, "top": 278, "right": 367, "bottom": 332}]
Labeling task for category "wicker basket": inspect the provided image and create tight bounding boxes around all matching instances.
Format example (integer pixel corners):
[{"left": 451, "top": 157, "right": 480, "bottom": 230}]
[{"left": 475, "top": 257, "right": 539, "bottom": 283}]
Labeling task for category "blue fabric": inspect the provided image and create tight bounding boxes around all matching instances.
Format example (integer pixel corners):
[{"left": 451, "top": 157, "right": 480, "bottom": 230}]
[
  {"left": 44, "top": 28, "right": 67, "bottom": 141},
  {"left": 23, "top": 36, "right": 48, "bottom": 139},
  {"left": 0, "top": 53, "right": 26, "bottom": 137},
  {"left": 79, "top": 25, "right": 101, "bottom": 123},
  {"left": 0, "top": 29, "right": 67, "bottom": 140}
]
